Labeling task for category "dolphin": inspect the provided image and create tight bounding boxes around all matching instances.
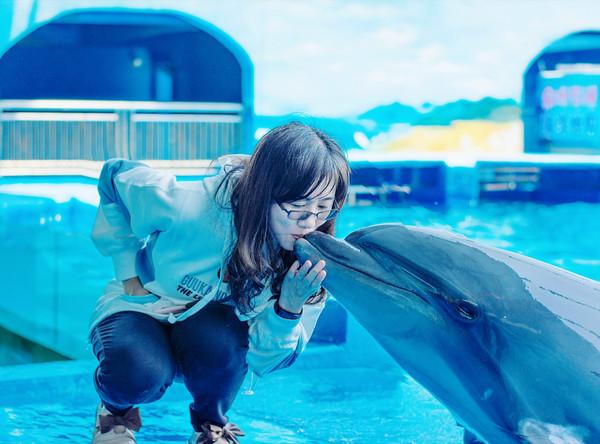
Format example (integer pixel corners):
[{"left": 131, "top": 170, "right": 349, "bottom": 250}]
[{"left": 295, "top": 224, "right": 600, "bottom": 444}]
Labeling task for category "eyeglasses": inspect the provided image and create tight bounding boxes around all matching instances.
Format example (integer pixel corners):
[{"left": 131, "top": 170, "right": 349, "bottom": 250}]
[{"left": 277, "top": 202, "right": 340, "bottom": 222}]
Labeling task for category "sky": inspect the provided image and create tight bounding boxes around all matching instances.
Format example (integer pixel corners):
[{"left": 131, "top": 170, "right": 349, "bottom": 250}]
[{"left": 4, "top": 0, "right": 600, "bottom": 116}]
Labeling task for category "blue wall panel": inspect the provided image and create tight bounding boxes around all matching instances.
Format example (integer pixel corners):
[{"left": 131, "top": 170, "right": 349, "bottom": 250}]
[{"left": 0, "top": 46, "right": 152, "bottom": 100}]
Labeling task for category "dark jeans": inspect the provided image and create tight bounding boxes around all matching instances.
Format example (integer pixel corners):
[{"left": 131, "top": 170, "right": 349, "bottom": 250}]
[{"left": 90, "top": 302, "right": 249, "bottom": 430}]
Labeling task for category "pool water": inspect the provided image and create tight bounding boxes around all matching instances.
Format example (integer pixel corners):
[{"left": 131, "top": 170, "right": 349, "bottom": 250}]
[{"left": 337, "top": 201, "right": 600, "bottom": 281}]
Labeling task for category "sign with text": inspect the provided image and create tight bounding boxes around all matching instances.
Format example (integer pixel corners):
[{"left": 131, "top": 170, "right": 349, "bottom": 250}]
[{"left": 538, "top": 72, "right": 600, "bottom": 149}]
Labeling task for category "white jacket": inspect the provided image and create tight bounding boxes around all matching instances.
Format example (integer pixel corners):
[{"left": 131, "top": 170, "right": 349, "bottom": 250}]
[{"left": 90, "top": 156, "right": 326, "bottom": 376}]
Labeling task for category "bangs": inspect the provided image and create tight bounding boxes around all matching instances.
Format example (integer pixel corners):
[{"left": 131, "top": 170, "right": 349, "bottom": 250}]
[{"left": 275, "top": 152, "right": 344, "bottom": 203}]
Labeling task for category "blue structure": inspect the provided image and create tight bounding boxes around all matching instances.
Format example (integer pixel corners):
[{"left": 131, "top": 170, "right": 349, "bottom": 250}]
[
  {"left": 523, "top": 31, "right": 600, "bottom": 154},
  {"left": 347, "top": 155, "right": 600, "bottom": 204},
  {"left": 0, "top": 8, "right": 254, "bottom": 159}
]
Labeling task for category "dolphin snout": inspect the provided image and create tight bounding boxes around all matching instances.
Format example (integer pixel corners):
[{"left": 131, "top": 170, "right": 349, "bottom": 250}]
[
  {"left": 294, "top": 237, "right": 324, "bottom": 264},
  {"left": 298, "top": 232, "right": 362, "bottom": 265}
]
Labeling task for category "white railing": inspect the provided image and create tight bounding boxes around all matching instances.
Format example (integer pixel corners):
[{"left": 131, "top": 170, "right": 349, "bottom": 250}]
[{"left": 0, "top": 100, "right": 244, "bottom": 161}]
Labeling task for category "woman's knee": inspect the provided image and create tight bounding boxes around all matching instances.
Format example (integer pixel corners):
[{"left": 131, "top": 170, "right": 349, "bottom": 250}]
[
  {"left": 95, "top": 341, "right": 175, "bottom": 405},
  {"left": 92, "top": 312, "right": 176, "bottom": 406}
]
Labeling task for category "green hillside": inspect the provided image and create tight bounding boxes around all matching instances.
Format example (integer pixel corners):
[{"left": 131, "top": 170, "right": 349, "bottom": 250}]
[{"left": 255, "top": 97, "right": 521, "bottom": 149}]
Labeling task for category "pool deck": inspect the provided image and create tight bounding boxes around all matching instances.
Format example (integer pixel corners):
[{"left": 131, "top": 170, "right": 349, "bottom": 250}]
[
  {"left": 2, "top": 152, "right": 600, "bottom": 177},
  {"left": 0, "top": 159, "right": 217, "bottom": 178},
  {"left": 0, "top": 349, "right": 462, "bottom": 444}
]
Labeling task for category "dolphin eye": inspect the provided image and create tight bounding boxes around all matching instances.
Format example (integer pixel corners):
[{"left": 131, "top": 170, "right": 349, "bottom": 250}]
[{"left": 454, "top": 299, "right": 480, "bottom": 321}]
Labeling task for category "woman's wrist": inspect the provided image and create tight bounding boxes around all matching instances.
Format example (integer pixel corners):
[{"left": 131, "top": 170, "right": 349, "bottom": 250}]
[
  {"left": 122, "top": 276, "right": 149, "bottom": 296},
  {"left": 274, "top": 300, "right": 303, "bottom": 319}
]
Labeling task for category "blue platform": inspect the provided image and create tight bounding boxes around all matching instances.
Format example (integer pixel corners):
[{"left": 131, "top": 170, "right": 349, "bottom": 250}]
[{"left": 347, "top": 152, "right": 600, "bottom": 205}]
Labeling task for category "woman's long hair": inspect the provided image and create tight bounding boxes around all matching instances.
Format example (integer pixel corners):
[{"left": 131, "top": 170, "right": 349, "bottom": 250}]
[{"left": 216, "top": 121, "right": 350, "bottom": 314}]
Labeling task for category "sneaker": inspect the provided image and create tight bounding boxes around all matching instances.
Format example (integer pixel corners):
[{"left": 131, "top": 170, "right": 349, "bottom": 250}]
[
  {"left": 187, "top": 422, "right": 245, "bottom": 444},
  {"left": 91, "top": 403, "right": 141, "bottom": 444}
]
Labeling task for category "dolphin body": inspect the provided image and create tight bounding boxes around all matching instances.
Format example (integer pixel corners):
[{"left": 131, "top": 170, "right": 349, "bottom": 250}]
[{"left": 295, "top": 224, "right": 600, "bottom": 444}]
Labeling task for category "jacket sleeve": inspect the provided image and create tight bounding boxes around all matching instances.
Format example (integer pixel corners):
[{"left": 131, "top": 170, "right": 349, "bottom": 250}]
[
  {"left": 246, "top": 296, "right": 327, "bottom": 376},
  {"left": 91, "top": 159, "right": 179, "bottom": 281}
]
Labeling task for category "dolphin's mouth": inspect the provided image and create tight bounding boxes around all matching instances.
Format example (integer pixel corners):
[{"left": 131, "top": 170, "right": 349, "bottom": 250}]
[
  {"left": 333, "top": 256, "right": 433, "bottom": 306},
  {"left": 295, "top": 235, "right": 433, "bottom": 306}
]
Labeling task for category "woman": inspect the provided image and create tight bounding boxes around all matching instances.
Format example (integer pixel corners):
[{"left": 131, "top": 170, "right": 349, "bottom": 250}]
[{"left": 89, "top": 122, "right": 350, "bottom": 444}]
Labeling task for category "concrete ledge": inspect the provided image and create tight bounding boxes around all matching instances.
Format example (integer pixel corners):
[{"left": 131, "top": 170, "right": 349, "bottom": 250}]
[{"left": 0, "top": 160, "right": 217, "bottom": 178}]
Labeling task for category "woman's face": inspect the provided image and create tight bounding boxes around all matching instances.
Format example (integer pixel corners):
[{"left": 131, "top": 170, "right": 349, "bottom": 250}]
[{"left": 269, "top": 181, "right": 337, "bottom": 251}]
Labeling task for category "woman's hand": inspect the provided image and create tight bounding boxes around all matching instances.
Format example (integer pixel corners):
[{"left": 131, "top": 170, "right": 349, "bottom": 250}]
[
  {"left": 278, "top": 260, "right": 326, "bottom": 314},
  {"left": 122, "top": 276, "right": 187, "bottom": 314},
  {"left": 122, "top": 276, "right": 150, "bottom": 296}
]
